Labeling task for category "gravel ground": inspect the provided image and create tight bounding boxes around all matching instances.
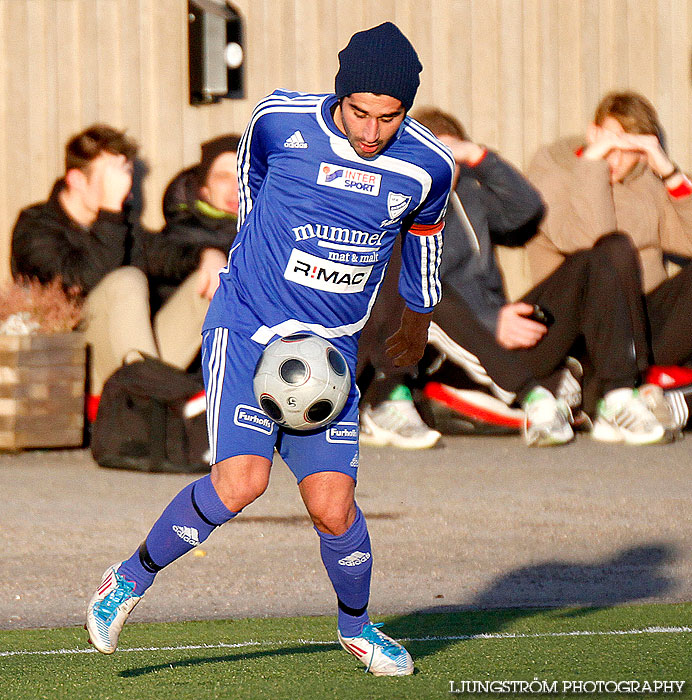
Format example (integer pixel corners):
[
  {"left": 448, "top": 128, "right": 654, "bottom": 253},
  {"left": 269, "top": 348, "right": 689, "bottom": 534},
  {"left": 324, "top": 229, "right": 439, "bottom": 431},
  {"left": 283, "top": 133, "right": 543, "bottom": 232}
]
[{"left": 0, "top": 434, "right": 690, "bottom": 631}]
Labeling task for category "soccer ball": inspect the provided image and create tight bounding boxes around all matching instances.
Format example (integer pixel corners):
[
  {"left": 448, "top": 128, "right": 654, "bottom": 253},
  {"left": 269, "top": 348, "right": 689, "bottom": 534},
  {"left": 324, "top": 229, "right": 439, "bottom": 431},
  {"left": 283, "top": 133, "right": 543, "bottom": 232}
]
[{"left": 253, "top": 333, "right": 351, "bottom": 431}]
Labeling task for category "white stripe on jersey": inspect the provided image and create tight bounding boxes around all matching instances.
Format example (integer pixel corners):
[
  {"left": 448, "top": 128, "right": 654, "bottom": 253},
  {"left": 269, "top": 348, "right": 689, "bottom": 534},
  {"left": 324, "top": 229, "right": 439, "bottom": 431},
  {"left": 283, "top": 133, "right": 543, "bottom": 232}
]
[
  {"left": 219, "top": 241, "right": 240, "bottom": 276},
  {"left": 237, "top": 94, "right": 323, "bottom": 224},
  {"left": 420, "top": 236, "right": 430, "bottom": 307},
  {"left": 250, "top": 265, "right": 388, "bottom": 345},
  {"left": 405, "top": 119, "right": 456, "bottom": 172},
  {"left": 427, "top": 322, "right": 516, "bottom": 404},
  {"left": 205, "top": 327, "right": 229, "bottom": 464},
  {"left": 432, "top": 231, "right": 443, "bottom": 303},
  {"left": 418, "top": 231, "right": 443, "bottom": 307}
]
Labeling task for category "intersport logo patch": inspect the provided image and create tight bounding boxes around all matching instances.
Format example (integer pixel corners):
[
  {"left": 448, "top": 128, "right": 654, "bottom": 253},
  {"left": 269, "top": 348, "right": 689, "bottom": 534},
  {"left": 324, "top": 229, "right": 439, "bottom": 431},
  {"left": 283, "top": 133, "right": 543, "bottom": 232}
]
[
  {"left": 316, "top": 162, "right": 381, "bottom": 196},
  {"left": 284, "top": 249, "right": 372, "bottom": 294}
]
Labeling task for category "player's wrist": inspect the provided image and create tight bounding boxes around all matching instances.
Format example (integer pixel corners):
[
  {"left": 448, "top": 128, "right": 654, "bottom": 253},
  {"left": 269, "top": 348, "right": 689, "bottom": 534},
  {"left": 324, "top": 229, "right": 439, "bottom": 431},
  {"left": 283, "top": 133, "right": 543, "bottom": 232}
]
[{"left": 658, "top": 163, "right": 680, "bottom": 182}]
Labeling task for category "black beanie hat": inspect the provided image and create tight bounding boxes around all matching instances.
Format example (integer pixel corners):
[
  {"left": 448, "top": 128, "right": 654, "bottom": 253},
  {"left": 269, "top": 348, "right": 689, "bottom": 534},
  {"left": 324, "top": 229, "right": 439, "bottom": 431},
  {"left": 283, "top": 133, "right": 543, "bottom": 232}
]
[
  {"left": 334, "top": 22, "right": 422, "bottom": 111},
  {"left": 197, "top": 134, "right": 241, "bottom": 185}
]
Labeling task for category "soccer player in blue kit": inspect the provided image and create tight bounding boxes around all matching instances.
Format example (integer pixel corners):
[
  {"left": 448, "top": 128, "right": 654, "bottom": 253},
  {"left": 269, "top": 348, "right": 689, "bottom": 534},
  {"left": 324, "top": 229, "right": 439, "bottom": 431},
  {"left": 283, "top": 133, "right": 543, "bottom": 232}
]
[{"left": 87, "top": 22, "right": 453, "bottom": 676}]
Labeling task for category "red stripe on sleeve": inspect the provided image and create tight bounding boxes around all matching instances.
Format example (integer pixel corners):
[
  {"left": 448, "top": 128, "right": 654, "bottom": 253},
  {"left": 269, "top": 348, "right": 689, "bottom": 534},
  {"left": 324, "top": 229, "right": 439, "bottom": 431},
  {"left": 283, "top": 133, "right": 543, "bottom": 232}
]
[
  {"left": 468, "top": 148, "right": 487, "bottom": 167},
  {"left": 409, "top": 221, "right": 445, "bottom": 237},
  {"left": 668, "top": 177, "right": 692, "bottom": 200}
]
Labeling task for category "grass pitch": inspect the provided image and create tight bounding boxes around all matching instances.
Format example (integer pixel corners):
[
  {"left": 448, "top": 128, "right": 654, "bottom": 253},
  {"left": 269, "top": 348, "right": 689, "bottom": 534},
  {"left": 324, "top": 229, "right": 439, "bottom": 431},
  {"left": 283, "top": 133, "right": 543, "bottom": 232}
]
[{"left": 0, "top": 603, "right": 690, "bottom": 700}]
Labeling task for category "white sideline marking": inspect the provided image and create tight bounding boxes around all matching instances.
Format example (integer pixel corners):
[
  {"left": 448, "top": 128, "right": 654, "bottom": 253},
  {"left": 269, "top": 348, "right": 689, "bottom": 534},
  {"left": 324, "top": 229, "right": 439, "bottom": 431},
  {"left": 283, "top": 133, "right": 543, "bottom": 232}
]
[{"left": 1, "top": 625, "right": 689, "bottom": 658}]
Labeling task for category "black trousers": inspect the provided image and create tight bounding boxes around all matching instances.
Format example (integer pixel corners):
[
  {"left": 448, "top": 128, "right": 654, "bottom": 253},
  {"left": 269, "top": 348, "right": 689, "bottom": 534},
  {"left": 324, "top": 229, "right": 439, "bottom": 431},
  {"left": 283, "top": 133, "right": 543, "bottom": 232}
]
[
  {"left": 358, "top": 233, "right": 650, "bottom": 414},
  {"left": 646, "top": 262, "right": 692, "bottom": 365},
  {"left": 434, "top": 234, "right": 648, "bottom": 409}
]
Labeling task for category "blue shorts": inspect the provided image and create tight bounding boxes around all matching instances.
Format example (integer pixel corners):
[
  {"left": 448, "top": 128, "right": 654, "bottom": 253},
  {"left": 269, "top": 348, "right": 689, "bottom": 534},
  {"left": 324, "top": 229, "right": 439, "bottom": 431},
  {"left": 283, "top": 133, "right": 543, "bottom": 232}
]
[{"left": 202, "top": 327, "right": 360, "bottom": 483}]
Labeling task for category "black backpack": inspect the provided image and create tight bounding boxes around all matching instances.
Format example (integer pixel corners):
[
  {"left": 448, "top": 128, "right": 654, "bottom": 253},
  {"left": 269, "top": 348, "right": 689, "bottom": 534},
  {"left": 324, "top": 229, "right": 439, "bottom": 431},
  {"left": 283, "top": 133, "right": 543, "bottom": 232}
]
[{"left": 91, "top": 356, "right": 210, "bottom": 473}]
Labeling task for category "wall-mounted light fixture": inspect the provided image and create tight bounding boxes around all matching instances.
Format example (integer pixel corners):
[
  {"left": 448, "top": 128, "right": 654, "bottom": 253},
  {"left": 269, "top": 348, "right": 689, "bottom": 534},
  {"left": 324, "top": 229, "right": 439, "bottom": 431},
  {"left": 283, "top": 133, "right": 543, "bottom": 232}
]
[{"left": 188, "top": 0, "right": 244, "bottom": 105}]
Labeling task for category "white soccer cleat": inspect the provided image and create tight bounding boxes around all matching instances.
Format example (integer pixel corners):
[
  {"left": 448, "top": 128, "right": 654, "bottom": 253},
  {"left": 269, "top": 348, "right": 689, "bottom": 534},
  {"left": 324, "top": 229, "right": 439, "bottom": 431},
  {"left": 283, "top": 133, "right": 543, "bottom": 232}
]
[
  {"left": 360, "top": 400, "right": 441, "bottom": 449},
  {"left": 591, "top": 388, "right": 666, "bottom": 445},
  {"left": 338, "top": 623, "right": 414, "bottom": 676},
  {"left": 86, "top": 563, "right": 142, "bottom": 654}
]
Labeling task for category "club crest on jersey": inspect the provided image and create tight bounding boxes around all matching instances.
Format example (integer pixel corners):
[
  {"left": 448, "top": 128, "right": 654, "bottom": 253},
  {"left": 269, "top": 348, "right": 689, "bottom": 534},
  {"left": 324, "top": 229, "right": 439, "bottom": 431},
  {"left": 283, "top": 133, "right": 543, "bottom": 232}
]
[
  {"left": 284, "top": 250, "right": 372, "bottom": 294},
  {"left": 387, "top": 192, "right": 411, "bottom": 220},
  {"left": 380, "top": 191, "right": 412, "bottom": 227},
  {"left": 317, "top": 162, "right": 381, "bottom": 196}
]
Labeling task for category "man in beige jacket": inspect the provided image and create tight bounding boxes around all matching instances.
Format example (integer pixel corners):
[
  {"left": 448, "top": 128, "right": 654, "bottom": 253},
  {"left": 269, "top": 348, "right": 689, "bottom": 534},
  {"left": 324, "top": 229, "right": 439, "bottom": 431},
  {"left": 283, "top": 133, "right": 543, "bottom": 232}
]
[{"left": 527, "top": 91, "right": 692, "bottom": 438}]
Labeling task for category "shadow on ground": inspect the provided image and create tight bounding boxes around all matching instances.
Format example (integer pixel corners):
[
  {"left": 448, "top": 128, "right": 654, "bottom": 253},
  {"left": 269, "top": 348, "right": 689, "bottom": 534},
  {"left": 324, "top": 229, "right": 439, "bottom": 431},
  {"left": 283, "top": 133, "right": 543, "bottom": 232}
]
[{"left": 383, "top": 542, "right": 677, "bottom": 662}]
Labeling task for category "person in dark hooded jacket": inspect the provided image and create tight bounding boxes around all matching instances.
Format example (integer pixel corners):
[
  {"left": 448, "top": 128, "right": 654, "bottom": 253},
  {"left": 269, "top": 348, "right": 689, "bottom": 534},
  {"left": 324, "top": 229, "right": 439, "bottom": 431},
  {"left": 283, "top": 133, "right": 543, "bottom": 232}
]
[{"left": 143, "top": 135, "right": 240, "bottom": 312}]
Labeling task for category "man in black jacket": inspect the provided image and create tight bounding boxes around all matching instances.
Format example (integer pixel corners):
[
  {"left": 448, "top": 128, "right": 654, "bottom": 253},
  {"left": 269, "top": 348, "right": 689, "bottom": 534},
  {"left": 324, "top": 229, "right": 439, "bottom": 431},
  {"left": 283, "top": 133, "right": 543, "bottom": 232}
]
[
  {"left": 141, "top": 135, "right": 240, "bottom": 368},
  {"left": 11, "top": 125, "right": 234, "bottom": 419},
  {"left": 11, "top": 124, "right": 164, "bottom": 418},
  {"left": 12, "top": 124, "right": 141, "bottom": 296}
]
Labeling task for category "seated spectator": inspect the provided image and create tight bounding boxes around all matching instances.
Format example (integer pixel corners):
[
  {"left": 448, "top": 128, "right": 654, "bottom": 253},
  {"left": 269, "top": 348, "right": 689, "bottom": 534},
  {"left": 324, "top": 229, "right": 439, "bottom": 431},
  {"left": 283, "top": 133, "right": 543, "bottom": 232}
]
[
  {"left": 10, "top": 125, "right": 232, "bottom": 420},
  {"left": 359, "top": 107, "right": 671, "bottom": 447},
  {"left": 526, "top": 91, "right": 692, "bottom": 431},
  {"left": 146, "top": 135, "right": 240, "bottom": 313}
]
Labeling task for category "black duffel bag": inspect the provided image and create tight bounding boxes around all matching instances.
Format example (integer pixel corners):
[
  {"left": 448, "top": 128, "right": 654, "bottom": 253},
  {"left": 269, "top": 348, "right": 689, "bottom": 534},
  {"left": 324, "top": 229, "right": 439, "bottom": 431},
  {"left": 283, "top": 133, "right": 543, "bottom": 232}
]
[{"left": 91, "top": 355, "right": 209, "bottom": 473}]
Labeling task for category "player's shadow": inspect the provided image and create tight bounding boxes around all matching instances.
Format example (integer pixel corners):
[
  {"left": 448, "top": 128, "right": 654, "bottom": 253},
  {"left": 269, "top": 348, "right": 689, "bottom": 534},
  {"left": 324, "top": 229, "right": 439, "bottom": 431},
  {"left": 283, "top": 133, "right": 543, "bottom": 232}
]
[
  {"left": 382, "top": 542, "right": 677, "bottom": 663},
  {"left": 119, "top": 643, "right": 331, "bottom": 678}
]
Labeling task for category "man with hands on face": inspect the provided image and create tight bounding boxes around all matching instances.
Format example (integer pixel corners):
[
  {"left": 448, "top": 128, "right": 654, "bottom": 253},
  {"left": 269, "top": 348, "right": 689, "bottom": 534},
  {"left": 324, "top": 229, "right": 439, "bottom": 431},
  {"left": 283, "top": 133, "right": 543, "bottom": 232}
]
[
  {"left": 12, "top": 125, "right": 139, "bottom": 297},
  {"left": 10, "top": 124, "right": 214, "bottom": 416},
  {"left": 527, "top": 91, "right": 692, "bottom": 432}
]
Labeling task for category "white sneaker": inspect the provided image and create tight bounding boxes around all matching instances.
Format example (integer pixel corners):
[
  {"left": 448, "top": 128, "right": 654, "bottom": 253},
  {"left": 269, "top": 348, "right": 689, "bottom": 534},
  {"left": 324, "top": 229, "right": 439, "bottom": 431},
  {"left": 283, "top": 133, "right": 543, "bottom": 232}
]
[
  {"left": 86, "top": 563, "right": 142, "bottom": 654},
  {"left": 338, "top": 623, "right": 414, "bottom": 676},
  {"left": 360, "top": 400, "right": 441, "bottom": 449},
  {"left": 639, "top": 384, "right": 685, "bottom": 437},
  {"left": 591, "top": 388, "right": 666, "bottom": 445},
  {"left": 555, "top": 357, "right": 583, "bottom": 411},
  {"left": 522, "top": 386, "right": 574, "bottom": 446}
]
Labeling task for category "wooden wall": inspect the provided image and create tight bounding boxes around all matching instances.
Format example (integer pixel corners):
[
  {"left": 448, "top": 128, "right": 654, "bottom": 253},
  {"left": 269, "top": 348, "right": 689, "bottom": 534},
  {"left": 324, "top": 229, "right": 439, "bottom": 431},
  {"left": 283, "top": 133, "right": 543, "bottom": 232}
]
[{"left": 1, "top": 0, "right": 691, "bottom": 288}]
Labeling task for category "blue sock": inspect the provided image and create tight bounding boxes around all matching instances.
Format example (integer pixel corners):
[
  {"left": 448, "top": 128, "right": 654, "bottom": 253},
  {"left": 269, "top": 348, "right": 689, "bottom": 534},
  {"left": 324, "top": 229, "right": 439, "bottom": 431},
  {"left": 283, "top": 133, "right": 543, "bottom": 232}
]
[
  {"left": 118, "top": 474, "right": 237, "bottom": 594},
  {"left": 316, "top": 505, "right": 372, "bottom": 637}
]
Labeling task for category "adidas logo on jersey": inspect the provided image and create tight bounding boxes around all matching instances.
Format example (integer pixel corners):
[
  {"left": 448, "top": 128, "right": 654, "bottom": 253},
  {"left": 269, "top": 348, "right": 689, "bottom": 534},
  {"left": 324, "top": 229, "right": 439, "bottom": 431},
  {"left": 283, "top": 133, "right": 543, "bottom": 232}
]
[
  {"left": 284, "top": 130, "right": 308, "bottom": 148},
  {"left": 338, "top": 550, "right": 371, "bottom": 567},
  {"left": 173, "top": 525, "right": 200, "bottom": 546}
]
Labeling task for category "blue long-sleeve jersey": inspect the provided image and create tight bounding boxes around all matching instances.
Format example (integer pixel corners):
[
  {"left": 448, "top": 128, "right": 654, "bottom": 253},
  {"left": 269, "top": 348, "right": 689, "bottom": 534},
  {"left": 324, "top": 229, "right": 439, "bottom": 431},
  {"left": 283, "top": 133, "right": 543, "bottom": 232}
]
[{"left": 203, "top": 90, "right": 454, "bottom": 358}]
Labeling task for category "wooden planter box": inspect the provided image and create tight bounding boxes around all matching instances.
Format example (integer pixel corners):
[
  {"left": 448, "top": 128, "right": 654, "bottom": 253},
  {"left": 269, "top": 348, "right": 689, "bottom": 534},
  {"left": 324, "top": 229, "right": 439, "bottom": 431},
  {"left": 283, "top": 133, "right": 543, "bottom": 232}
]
[{"left": 0, "top": 332, "right": 87, "bottom": 450}]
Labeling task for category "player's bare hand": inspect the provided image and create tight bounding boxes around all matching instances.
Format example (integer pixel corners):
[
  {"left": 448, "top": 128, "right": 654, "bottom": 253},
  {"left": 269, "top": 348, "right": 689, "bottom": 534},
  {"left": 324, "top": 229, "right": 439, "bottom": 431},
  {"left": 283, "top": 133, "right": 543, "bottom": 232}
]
[
  {"left": 195, "top": 247, "right": 227, "bottom": 300},
  {"left": 436, "top": 134, "right": 485, "bottom": 165},
  {"left": 385, "top": 307, "right": 432, "bottom": 367},
  {"left": 582, "top": 126, "right": 624, "bottom": 161},
  {"left": 618, "top": 132, "right": 676, "bottom": 178},
  {"left": 496, "top": 302, "right": 547, "bottom": 350},
  {"left": 99, "top": 153, "right": 134, "bottom": 212}
]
